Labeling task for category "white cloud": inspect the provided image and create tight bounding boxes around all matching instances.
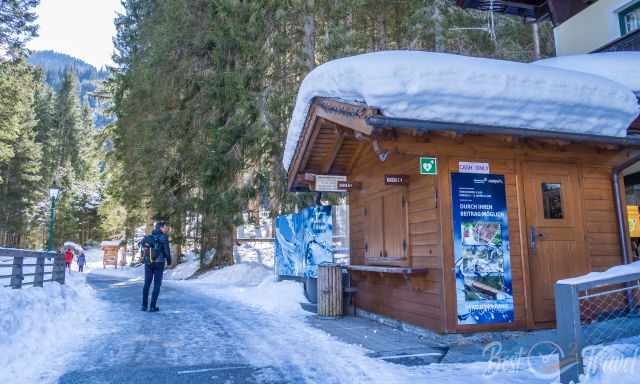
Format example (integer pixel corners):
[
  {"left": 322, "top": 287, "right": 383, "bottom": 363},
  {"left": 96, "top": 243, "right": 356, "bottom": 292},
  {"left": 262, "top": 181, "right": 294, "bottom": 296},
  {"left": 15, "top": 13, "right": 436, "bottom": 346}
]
[{"left": 27, "top": 0, "right": 124, "bottom": 68}]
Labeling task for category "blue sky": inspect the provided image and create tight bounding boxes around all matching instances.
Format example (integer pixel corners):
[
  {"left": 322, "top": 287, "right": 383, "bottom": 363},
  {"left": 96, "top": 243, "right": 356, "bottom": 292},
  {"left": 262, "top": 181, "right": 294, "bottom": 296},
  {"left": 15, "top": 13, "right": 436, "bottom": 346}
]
[{"left": 28, "top": 0, "right": 123, "bottom": 68}]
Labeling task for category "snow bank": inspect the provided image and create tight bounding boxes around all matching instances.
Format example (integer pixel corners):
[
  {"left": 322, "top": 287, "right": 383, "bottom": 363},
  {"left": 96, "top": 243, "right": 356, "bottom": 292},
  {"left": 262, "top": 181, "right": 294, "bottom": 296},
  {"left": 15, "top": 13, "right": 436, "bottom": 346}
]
[
  {"left": 0, "top": 274, "right": 105, "bottom": 383},
  {"left": 235, "top": 241, "right": 275, "bottom": 267},
  {"left": 535, "top": 52, "right": 640, "bottom": 92},
  {"left": 179, "top": 262, "right": 306, "bottom": 316},
  {"left": 197, "top": 262, "right": 273, "bottom": 286},
  {"left": 558, "top": 260, "right": 640, "bottom": 286},
  {"left": 165, "top": 251, "right": 200, "bottom": 280},
  {"left": 283, "top": 51, "right": 640, "bottom": 170},
  {"left": 579, "top": 335, "right": 640, "bottom": 384}
]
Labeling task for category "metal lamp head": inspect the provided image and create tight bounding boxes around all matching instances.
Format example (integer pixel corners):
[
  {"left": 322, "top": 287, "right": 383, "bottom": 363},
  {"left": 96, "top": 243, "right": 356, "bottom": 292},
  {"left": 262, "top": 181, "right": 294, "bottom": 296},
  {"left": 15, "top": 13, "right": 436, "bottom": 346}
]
[{"left": 49, "top": 186, "right": 60, "bottom": 200}]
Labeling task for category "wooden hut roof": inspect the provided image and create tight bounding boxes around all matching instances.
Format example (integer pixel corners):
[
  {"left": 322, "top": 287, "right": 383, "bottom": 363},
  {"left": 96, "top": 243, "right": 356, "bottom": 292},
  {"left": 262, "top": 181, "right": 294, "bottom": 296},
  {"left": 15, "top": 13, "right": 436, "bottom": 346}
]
[
  {"left": 287, "top": 97, "right": 640, "bottom": 191},
  {"left": 455, "top": 0, "right": 593, "bottom": 25}
]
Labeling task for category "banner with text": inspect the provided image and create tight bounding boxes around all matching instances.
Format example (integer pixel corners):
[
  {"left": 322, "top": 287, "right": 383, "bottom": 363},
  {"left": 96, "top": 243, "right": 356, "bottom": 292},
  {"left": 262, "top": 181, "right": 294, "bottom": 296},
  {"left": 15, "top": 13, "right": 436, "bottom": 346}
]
[{"left": 451, "top": 173, "right": 514, "bottom": 325}]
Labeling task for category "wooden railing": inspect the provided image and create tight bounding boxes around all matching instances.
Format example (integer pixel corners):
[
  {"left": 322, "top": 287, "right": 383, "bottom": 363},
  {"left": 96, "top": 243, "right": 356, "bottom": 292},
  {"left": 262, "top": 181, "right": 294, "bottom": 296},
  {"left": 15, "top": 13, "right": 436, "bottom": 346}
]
[{"left": 0, "top": 247, "right": 66, "bottom": 289}]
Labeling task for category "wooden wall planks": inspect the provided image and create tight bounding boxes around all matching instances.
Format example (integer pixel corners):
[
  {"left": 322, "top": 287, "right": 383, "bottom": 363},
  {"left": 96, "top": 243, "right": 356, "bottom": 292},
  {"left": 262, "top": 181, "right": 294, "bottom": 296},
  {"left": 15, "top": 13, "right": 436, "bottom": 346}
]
[{"left": 341, "top": 133, "right": 636, "bottom": 333}]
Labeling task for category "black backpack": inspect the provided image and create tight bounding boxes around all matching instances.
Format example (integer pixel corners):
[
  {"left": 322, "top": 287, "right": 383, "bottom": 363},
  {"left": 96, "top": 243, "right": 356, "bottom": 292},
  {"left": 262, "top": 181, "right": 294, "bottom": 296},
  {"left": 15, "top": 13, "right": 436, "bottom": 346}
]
[{"left": 142, "top": 234, "right": 162, "bottom": 263}]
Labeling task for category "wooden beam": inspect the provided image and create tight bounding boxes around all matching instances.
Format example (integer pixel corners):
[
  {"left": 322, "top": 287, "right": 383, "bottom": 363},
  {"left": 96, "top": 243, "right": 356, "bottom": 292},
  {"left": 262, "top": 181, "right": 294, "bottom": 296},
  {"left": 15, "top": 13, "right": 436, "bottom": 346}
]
[
  {"left": 287, "top": 107, "right": 321, "bottom": 191},
  {"left": 320, "top": 127, "right": 345, "bottom": 174},
  {"left": 347, "top": 141, "right": 367, "bottom": 174}
]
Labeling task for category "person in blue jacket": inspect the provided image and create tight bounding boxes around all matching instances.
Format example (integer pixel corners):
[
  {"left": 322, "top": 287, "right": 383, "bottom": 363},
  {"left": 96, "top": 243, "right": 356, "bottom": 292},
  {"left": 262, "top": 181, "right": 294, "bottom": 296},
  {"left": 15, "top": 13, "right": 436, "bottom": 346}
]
[
  {"left": 141, "top": 221, "right": 172, "bottom": 312},
  {"left": 77, "top": 251, "right": 86, "bottom": 272}
]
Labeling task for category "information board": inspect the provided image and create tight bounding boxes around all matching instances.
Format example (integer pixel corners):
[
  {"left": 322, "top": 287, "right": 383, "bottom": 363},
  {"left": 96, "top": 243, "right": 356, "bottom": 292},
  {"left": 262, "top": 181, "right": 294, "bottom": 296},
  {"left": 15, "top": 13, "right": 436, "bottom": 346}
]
[{"left": 451, "top": 172, "right": 514, "bottom": 325}]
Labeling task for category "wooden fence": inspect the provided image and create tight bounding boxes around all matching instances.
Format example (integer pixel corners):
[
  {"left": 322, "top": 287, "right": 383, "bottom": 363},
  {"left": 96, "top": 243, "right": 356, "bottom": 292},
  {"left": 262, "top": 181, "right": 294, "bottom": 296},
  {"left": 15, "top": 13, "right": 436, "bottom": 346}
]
[{"left": 0, "top": 247, "right": 66, "bottom": 289}]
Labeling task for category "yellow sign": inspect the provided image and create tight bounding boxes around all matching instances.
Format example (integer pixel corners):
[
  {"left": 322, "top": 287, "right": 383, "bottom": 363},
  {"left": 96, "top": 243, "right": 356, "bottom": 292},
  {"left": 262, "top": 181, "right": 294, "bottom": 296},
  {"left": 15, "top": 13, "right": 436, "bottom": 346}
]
[{"left": 628, "top": 206, "right": 640, "bottom": 238}]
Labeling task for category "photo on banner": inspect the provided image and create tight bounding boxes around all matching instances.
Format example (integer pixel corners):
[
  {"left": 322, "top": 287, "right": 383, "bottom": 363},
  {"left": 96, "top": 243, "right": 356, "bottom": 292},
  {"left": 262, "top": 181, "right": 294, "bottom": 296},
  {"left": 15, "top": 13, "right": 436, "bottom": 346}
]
[
  {"left": 274, "top": 205, "right": 333, "bottom": 278},
  {"left": 451, "top": 173, "right": 514, "bottom": 325}
]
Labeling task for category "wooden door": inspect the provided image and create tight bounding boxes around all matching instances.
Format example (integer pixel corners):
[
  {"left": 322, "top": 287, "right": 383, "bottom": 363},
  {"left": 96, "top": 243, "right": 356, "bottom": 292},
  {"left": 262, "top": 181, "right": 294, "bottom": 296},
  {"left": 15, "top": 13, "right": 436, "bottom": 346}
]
[
  {"left": 523, "top": 162, "right": 589, "bottom": 324},
  {"left": 364, "top": 196, "right": 384, "bottom": 259},
  {"left": 383, "top": 191, "right": 408, "bottom": 258}
]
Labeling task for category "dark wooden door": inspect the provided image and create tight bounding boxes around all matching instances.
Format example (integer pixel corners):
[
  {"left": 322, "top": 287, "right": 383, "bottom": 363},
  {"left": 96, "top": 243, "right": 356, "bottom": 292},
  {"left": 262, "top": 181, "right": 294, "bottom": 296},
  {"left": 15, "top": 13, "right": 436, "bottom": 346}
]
[{"left": 524, "top": 162, "right": 589, "bottom": 324}]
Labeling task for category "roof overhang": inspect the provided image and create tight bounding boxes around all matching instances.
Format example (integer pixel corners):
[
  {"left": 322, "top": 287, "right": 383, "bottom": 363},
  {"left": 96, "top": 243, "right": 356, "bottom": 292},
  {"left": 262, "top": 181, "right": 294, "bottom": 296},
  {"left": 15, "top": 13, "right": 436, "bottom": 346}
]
[
  {"left": 287, "top": 97, "right": 640, "bottom": 191},
  {"left": 455, "top": 0, "right": 592, "bottom": 25},
  {"left": 455, "top": 0, "right": 551, "bottom": 21}
]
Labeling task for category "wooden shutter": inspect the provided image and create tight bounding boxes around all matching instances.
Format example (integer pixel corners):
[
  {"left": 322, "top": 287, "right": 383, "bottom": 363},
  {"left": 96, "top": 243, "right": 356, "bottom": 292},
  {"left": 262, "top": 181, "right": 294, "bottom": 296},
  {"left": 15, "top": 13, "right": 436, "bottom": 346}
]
[
  {"left": 364, "top": 196, "right": 384, "bottom": 259},
  {"left": 383, "top": 190, "right": 408, "bottom": 258}
]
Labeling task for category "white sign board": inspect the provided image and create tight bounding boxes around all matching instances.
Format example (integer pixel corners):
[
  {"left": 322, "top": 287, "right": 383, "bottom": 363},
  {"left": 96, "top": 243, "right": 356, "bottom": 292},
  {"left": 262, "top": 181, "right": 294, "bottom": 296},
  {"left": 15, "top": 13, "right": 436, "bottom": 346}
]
[
  {"left": 315, "top": 175, "right": 348, "bottom": 192},
  {"left": 459, "top": 161, "right": 490, "bottom": 174}
]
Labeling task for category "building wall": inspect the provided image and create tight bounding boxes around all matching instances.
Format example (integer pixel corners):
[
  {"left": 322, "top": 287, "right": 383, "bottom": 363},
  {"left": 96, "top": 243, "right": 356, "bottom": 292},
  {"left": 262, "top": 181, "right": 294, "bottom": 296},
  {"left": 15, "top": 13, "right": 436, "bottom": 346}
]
[
  {"left": 554, "top": 0, "right": 640, "bottom": 55},
  {"left": 349, "top": 146, "right": 446, "bottom": 331},
  {"left": 347, "top": 134, "right": 633, "bottom": 333}
]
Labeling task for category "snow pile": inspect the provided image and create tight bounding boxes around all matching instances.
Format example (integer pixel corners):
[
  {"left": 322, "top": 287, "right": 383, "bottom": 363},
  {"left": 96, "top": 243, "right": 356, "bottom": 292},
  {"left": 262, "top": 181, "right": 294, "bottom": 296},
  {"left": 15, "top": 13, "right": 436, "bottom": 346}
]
[
  {"left": 580, "top": 336, "right": 640, "bottom": 383},
  {"left": 558, "top": 260, "right": 640, "bottom": 286},
  {"left": 235, "top": 241, "right": 275, "bottom": 267},
  {"left": 0, "top": 274, "right": 105, "bottom": 383},
  {"left": 197, "top": 262, "right": 273, "bottom": 286},
  {"left": 535, "top": 52, "right": 640, "bottom": 92},
  {"left": 165, "top": 251, "right": 200, "bottom": 280},
  {"left": 283, "top": 51, "right": 640, "bottom": 170},
  {"left": 181, "top": 262, "right": 305, "bottom": 316}
]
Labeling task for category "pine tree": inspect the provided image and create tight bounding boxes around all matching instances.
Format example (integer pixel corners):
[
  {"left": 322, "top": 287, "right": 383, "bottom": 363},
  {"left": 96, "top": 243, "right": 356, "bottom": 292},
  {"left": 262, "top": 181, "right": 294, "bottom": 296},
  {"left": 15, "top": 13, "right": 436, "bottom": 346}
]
[
  {"left": 0, "top": 59, "right": 42, "bottom": 246},
  {"left": 0, "top": 0, "right": 40, "bottom": 57}
]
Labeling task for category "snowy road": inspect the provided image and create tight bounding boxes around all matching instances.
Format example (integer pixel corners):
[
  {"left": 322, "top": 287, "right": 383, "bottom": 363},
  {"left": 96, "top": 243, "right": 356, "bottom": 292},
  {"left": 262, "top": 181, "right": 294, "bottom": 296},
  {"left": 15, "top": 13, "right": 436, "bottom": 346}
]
[{"left": 56, "top": 273, "right": 418, "bottom": 384}]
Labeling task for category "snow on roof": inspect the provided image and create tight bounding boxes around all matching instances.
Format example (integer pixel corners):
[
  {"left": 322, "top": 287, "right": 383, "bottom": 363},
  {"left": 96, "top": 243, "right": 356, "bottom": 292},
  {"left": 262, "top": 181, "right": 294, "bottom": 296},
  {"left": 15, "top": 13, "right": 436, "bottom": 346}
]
[
  {"left": 534, "top": 52, "right": 640, "bottom": 92},
  {"left": 558, "top": 260, "right": 640, "bottom": 286},
  {"left": 283, "top": 51, "right": 640, "bottom": 171},
  {"left": 101, "top": 240, "right": 122, "bottom": 247}
]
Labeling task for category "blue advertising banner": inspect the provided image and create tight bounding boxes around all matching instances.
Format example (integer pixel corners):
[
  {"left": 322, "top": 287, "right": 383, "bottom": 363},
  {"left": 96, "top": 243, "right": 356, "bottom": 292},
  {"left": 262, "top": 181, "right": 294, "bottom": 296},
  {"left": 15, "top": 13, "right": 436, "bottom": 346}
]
[
  {"left": 274, "top": 205, "right": 333, "bottom": 278},
  {"left": 451, "top": 173, "right": 514, "bottom": 325}
]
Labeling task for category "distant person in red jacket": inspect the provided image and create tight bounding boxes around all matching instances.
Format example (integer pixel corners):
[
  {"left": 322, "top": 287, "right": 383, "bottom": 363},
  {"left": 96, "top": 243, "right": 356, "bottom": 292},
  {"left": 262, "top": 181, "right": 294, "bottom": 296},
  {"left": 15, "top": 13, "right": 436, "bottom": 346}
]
[{"left": 65, "top": 249, "right": 74, "bottom": 273}]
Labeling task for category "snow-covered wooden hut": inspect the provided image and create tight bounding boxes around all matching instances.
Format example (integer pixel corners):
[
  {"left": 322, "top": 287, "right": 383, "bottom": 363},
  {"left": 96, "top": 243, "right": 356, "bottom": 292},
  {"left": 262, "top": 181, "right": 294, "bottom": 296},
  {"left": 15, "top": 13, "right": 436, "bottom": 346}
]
[{"left": 284, "top": 51, "right": 640, "bottom": 333}]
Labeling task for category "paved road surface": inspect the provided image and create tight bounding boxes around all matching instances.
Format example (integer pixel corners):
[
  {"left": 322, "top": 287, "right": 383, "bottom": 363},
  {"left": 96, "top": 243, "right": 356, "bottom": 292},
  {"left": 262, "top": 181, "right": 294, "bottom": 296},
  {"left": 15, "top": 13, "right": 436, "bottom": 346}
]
[{"left": 57, "top": 274, "right": 298, "bottom": 383}]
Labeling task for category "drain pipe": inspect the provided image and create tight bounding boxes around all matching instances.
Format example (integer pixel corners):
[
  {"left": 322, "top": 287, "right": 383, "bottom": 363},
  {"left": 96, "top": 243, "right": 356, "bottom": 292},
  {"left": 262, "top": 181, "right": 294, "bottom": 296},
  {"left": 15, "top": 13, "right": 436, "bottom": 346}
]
[{"left": 613, "top": 154, "right": 640, "bottom": 265}]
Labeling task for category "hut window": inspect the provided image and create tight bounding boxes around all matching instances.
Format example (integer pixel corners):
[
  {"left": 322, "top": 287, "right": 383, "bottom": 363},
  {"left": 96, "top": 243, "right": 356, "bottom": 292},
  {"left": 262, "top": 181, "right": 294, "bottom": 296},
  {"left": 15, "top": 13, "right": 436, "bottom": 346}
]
[
  {"left": 364, "top": 190, "right": 408, "bottom": 260},
  {"left": 541, "top": 183, "right": 563, "bottom": 219}
]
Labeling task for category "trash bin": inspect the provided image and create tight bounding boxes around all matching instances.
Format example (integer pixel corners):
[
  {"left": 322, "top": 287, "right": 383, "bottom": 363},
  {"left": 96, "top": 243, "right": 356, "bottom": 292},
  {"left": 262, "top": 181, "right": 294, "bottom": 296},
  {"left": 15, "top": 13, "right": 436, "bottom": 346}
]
[{"left": 318, "top": 263, "right": 343, "bottom": 317}]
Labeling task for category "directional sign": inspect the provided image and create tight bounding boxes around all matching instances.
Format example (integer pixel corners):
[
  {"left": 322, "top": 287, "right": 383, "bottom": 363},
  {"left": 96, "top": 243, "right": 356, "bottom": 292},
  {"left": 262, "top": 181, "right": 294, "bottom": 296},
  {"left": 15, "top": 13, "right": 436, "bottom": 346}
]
[
  {"left": 337, "top": 181, "right": 362, "bottom": 191},
  {"left": 314, "top": 175, "right": 347, "bottom": 192},
  {"left": 420, "top": 157, "right": 437, "bottom": 175},
  {"left": 384, "top": 175, "right": 410, "bottom": 186}
]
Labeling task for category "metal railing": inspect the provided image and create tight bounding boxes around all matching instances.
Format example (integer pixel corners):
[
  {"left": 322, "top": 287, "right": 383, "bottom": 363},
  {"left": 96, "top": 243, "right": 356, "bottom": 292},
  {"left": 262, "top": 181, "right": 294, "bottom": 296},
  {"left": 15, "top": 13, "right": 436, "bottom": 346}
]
[
  {"left": 0, "top": 247, "right": 66, "bottom": 288},
  {"left": 555, "top": 266, "right": 640, "bottom": 383}
]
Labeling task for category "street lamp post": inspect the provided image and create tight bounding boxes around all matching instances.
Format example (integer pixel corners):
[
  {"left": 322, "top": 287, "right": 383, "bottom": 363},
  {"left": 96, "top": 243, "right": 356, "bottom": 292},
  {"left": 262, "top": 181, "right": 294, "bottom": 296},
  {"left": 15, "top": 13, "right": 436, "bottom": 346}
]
[{"left": 47, "top": 185, "right": 61, "bottom": 252}]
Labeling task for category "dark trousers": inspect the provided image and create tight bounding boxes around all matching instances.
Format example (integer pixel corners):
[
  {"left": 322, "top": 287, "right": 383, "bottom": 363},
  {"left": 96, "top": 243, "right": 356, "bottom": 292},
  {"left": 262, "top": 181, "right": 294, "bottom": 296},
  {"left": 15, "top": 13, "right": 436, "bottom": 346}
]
[
  {"left": 79, "top": 264, "right": 84, "bottom": 272},
  {"left": 142, "top": 262, "right": 165, "bottom": 309}
]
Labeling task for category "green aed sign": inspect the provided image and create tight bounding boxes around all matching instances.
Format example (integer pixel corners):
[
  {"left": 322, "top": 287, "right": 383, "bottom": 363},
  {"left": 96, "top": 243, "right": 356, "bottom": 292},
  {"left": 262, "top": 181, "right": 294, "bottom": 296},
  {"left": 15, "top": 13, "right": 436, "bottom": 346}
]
[{"left": 420, "top": 157, "right": 437, "bottom": 175}]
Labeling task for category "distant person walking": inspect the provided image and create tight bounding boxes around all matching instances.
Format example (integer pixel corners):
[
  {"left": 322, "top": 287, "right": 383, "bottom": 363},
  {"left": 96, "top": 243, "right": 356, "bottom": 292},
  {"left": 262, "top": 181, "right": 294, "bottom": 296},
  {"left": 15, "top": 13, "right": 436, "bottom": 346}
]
[
  {"left": 77, "top": 251, "right": 86, "bottom": 272},
  {"left": 141, "top": 221, "right": 172, "bottom": 312},
  {"left": 65, "top": 248, "right": 74, "bottom": 273}
]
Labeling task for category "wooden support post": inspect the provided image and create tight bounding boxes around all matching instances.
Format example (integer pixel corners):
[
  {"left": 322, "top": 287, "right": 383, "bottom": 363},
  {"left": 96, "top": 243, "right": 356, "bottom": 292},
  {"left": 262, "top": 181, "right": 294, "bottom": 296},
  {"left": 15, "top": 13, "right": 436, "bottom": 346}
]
[
  {"left": 10, "top": 256, "right": 23, "bottom": 289},
  {"left": 318, "top": 263, "right": 343, "bottom": 317},
  {"left": 52, "top": 252, "right": 66, "bottom": 285},
  {"left": 34, "top": 254, "right": 45, "bottom": 287}
]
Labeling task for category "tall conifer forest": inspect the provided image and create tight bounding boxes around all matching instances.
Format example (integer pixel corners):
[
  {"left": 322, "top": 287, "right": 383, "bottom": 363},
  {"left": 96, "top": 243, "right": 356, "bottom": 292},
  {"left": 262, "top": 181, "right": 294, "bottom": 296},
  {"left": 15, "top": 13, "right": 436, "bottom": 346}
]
[{"left": 2, "top": 0, "right": 555, "bottom": 267}]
